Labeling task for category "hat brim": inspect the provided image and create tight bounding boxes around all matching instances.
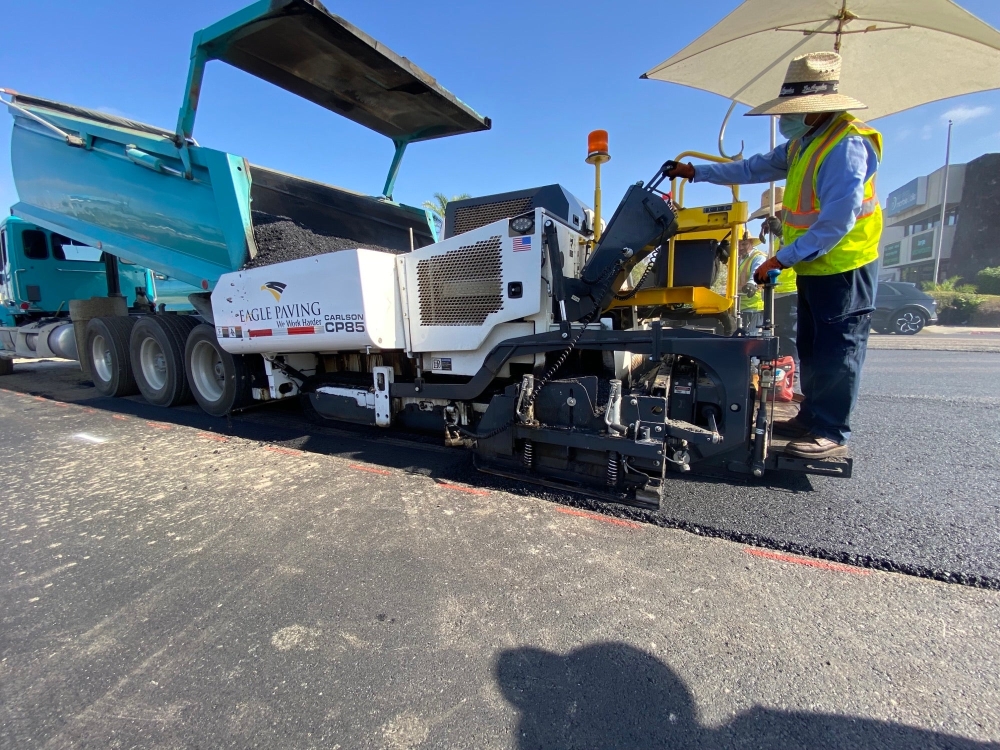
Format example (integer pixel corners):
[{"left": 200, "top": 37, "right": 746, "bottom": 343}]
[
  {"left": 749, "top": 203, "right": 782, "bottom": 220},
  {"left": 745, "top": 93, "right": 867, "bottom": 116}
]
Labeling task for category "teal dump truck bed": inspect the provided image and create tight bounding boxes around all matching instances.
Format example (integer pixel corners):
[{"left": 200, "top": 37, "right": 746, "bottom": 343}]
[{"left": 4, "top": 0, "right": 489, "bottom": 291}]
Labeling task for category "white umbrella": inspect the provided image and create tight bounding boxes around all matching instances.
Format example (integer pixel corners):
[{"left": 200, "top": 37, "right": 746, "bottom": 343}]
[{"left": 643, "top": 0, "right": 1000, "bottom": 121}]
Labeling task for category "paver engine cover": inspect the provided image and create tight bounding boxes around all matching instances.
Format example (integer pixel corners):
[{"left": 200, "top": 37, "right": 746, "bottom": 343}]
[{"left": 210, "top": 250, "right": 405, "bottom": 354}]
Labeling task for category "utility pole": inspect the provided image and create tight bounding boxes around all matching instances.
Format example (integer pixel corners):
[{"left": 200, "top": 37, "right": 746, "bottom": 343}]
[{"left": 933, "top": 120, "right": 953, "bottom": 285}]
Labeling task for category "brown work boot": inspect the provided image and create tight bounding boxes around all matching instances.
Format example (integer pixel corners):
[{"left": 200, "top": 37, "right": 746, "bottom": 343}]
[
  {"left": 772, "top": 416, "right": 811, "bottom": 438},
  {"left": 784, "top": 436, "right": 849, "bottom": 459}
]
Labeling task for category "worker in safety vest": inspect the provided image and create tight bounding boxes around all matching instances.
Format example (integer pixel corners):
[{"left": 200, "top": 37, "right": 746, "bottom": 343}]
[
  {"left": 736, "top": 235, "right": 766, "bottom": 334},
  {"left": 750, "top": 186, "right": 799, "bottom": 373},
  {"left": 667, "top": 52, "right": 881, "bottom": 459}
]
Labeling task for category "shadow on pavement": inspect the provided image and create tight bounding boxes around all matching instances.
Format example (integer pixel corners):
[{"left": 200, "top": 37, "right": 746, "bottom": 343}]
[{"left": 496, "top": 643, "right": 997, "bottom": 750}]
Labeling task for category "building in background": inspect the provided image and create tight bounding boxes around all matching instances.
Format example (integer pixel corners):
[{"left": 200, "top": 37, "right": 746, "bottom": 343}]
[
  {"left": 879, "top": 165, "right": 963, "bottom": 283},
  {"left": 879, "top": 153, "right": 1000, "bottom": 285}
]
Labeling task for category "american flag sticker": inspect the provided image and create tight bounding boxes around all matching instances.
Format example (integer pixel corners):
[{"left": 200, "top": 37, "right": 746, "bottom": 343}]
[{"left": 512, "top": 236, "right": 532, "bottom": 252}]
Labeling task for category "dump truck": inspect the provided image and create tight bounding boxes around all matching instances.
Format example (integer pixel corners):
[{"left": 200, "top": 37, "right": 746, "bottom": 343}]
[
  {"left": 2, "top": 0, "right": 850, "bottom": 507},
  {"left": 0, "top": 215, "right": 196, "bottom": 374}
]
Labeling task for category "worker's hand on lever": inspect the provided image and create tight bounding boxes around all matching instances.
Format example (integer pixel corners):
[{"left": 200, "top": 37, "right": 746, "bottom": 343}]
[
  {"left": 754, "top": 256, "right": 785, "bottom": 285},
  {"left": 662, "top": 160, "right": 695, "bottom": 181}
]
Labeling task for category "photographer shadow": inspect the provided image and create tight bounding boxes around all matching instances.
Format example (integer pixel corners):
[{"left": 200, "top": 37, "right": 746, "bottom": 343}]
[{"left": 496, "top": 643, "right": 997, "bottom": 749}]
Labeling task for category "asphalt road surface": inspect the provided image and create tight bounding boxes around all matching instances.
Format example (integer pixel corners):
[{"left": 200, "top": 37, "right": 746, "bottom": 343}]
[
  {"left": 2, "top": 382, "right": 999, "bottom": 748},
  {"left": 2, "top": 348, "right": 998, "bottom": 588}
]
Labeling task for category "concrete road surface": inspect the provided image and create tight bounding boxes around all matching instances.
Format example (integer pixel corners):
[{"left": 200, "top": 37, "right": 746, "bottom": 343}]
[
  {"left": 869, "top": 327, "right": 1000, "bottom": 352},
  {"left": 1, "top": 387, "right": 999, "bottom": 749}
]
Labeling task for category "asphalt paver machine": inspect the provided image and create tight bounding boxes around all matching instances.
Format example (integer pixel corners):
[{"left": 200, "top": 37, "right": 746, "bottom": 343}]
[{"left": 3, "top": 0, "right": 851, "bottom": 508}]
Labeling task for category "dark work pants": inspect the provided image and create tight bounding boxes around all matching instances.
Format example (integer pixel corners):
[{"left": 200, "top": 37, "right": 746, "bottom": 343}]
[
  {"left": 795, "top": 259, "right": 877, "bottom": 444},
  {"left": 774, "top": 293, "right": 799, "bottom": 371}
]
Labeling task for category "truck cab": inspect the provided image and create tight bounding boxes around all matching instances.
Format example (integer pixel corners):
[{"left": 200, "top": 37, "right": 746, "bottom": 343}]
[{"left": 0, "top": 215, "right": 147, "bottom": 327}]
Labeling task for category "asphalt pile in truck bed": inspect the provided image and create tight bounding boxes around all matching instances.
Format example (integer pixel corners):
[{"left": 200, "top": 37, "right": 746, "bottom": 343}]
[{"left": 245, "top": 211, "right": 404, "bottom": 270}]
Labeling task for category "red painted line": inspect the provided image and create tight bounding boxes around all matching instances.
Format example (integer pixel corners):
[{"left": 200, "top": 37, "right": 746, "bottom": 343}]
[
  {"left": 286, "top": 326, "right": 316, "bottom": 336},
  {"left": 84, "top": 408, "right": 98, "bottom": 414},
  {"left": 744, "top": 547, "right": 869, "bottom": 575},
  {"left": 112, "top": 414, "right": 128, "bottom": 421},
  {"left": 199, "top": 433, "right": 229, "bottom": 443},
  {"left": 248, "top": 329, "right": 273, "bottom": 338},
  {"left": 265, "top": 446, "right": 301, "bottom": 456},
  {"left": 349, "top": 464, "right": 392, "bottom": 476},
  {"left": 146, "top": 422, "right": 172, "bottom": 430},
  {"left": 436, "top": 482, "right": 490, "bottom": 496},
  {"left": 555, "top": 507, "right": 643, "bottom": 529}
]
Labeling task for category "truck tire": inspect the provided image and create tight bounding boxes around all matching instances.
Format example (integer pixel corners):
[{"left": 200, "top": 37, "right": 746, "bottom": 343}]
[
  {"left": 85, "top": 316, "right": 139, "bottom": 397},
  {"left": 0, "top": 357, "right": 13, "bottom": 376},
  {"left": 130, "top": 315, "right": 199, "bottom": 407},
  {"left": 184, "top": 324, "right": 253, "bottom": 417}
]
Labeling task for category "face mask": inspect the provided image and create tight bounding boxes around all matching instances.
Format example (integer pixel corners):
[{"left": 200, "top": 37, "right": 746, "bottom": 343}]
[{"left": 779, "top": 113, "right": 811, "bottom": 141}]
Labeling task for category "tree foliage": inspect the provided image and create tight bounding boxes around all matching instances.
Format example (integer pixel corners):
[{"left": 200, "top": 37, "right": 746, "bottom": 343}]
[
  {"left": 975, "top": 266, "right": 1000, "bottom": 296},
  {"left": 422, "top": 192, "right": 471, "bottom": 219}
]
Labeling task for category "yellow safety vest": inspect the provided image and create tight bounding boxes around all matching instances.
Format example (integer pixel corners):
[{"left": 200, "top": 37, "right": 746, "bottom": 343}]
[
  {"left": 774, "top": 263, "right": 797, "bottom": 295},
  {"left": 782, "top": 113, "right": 883, "bottom": 276},
  {"left": 739, "top": 249, "right": 766, "bottom": 311}
]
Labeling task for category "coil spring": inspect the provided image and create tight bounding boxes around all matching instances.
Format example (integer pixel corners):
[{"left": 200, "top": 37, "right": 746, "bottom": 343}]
[
  {"left": 613, "top": 248, "right": 659, "bottom": 301},
  {"left": 607, "top": 451, "right": 619, "bottom": 486},
  {"left": 522, "top": 440, "right": 534, "bottom": 469}
]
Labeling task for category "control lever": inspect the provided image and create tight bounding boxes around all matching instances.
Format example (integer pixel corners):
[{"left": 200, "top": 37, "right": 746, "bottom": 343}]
[
  {"left": 647, "top": 160, "right": 678, "bottom": 193},
  {"left": 751, "top": 268, "right": 782, "bottom": 477}
]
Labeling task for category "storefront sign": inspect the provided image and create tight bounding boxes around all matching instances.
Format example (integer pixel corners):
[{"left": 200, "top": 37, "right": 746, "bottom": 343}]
[
  {"left": 885, "top": 177, "right": 927, "bottom": 217},
  {"left": 911, "top": 231, "right": 934, "bottom": 260},
  {"left": 883, "top": 241, "right": 901, "bottom": 266}
]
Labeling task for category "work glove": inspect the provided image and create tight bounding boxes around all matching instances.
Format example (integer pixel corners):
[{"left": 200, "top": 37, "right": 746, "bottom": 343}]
[
  {"left": 754, "top": 255, "right": 785, "bottom": 285},
  {"left": 662, "top": 160, "right": 696, "bottom": 181}
]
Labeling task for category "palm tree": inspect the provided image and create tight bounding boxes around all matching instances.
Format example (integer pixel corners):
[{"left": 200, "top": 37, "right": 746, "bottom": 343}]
[{"left": 422, "top": 192, "right": 471, "bottom": 220}]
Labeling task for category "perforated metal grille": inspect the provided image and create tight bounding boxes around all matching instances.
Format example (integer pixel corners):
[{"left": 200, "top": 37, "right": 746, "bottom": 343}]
[
  {"left": 452, "top": 197, "right": 533, "bottom": 235},
  {"left": 417, "top": 236, "right": 503, "bottom": 326}
]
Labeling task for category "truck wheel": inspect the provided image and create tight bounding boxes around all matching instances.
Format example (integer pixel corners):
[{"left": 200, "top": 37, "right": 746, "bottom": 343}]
[
  {"left": 0, "top": 357, "right": 13, "bottom": 376},
  {"left": 184, "top": 324, "right": 253, "bottom": 417},
  {"left": 85, "top": 316, "right": 139, "bottom": 397},
  {"left": 130, "top": 315, "right": 199, "bottom": 407}
]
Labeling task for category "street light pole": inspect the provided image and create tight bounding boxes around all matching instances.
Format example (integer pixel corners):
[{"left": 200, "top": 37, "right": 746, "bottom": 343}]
[{"left": 933, "top": 119, "right": 953, "bottom": 285}]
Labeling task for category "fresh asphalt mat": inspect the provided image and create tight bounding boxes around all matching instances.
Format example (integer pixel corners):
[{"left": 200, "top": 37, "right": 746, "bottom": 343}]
[{"left": 4, "top": 349, "right": 999, "bottom": 589}]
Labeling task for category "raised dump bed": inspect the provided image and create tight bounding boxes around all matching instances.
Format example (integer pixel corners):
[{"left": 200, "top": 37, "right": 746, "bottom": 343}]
[{"left": 4, "top": 0, "right": 490, "bottom": 291}]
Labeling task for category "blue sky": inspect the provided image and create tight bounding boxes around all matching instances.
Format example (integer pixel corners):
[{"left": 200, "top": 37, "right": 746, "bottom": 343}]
[{"left": 2, "top": 0, "right": 1000, "bottom": 218}]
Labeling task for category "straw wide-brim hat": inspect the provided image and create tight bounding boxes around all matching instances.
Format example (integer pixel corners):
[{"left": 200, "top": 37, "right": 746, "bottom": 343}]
[
  {"left": 746, "top": 52, "right": 866, "bottom": 116},
  {"left": 749, "top": 186, "right": 784, "bottom": 220}
]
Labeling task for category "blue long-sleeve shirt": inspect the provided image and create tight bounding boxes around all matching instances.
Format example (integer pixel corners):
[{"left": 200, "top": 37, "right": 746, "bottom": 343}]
[{"left": 691, "top": 120, "right": 879, "bottom": 267}]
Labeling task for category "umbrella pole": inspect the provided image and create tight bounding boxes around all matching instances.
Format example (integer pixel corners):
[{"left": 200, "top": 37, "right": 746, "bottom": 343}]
[
  {"left": 769, "top": 116, "right": 776, "bottom": 258},
  {"left": 718, "top": 100, "right": 744, "bottom": 160}
]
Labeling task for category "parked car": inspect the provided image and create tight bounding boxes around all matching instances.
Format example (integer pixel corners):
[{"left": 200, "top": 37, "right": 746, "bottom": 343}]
[{"left": 872, "top": 282, "right": 938, "bottom": 335}]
